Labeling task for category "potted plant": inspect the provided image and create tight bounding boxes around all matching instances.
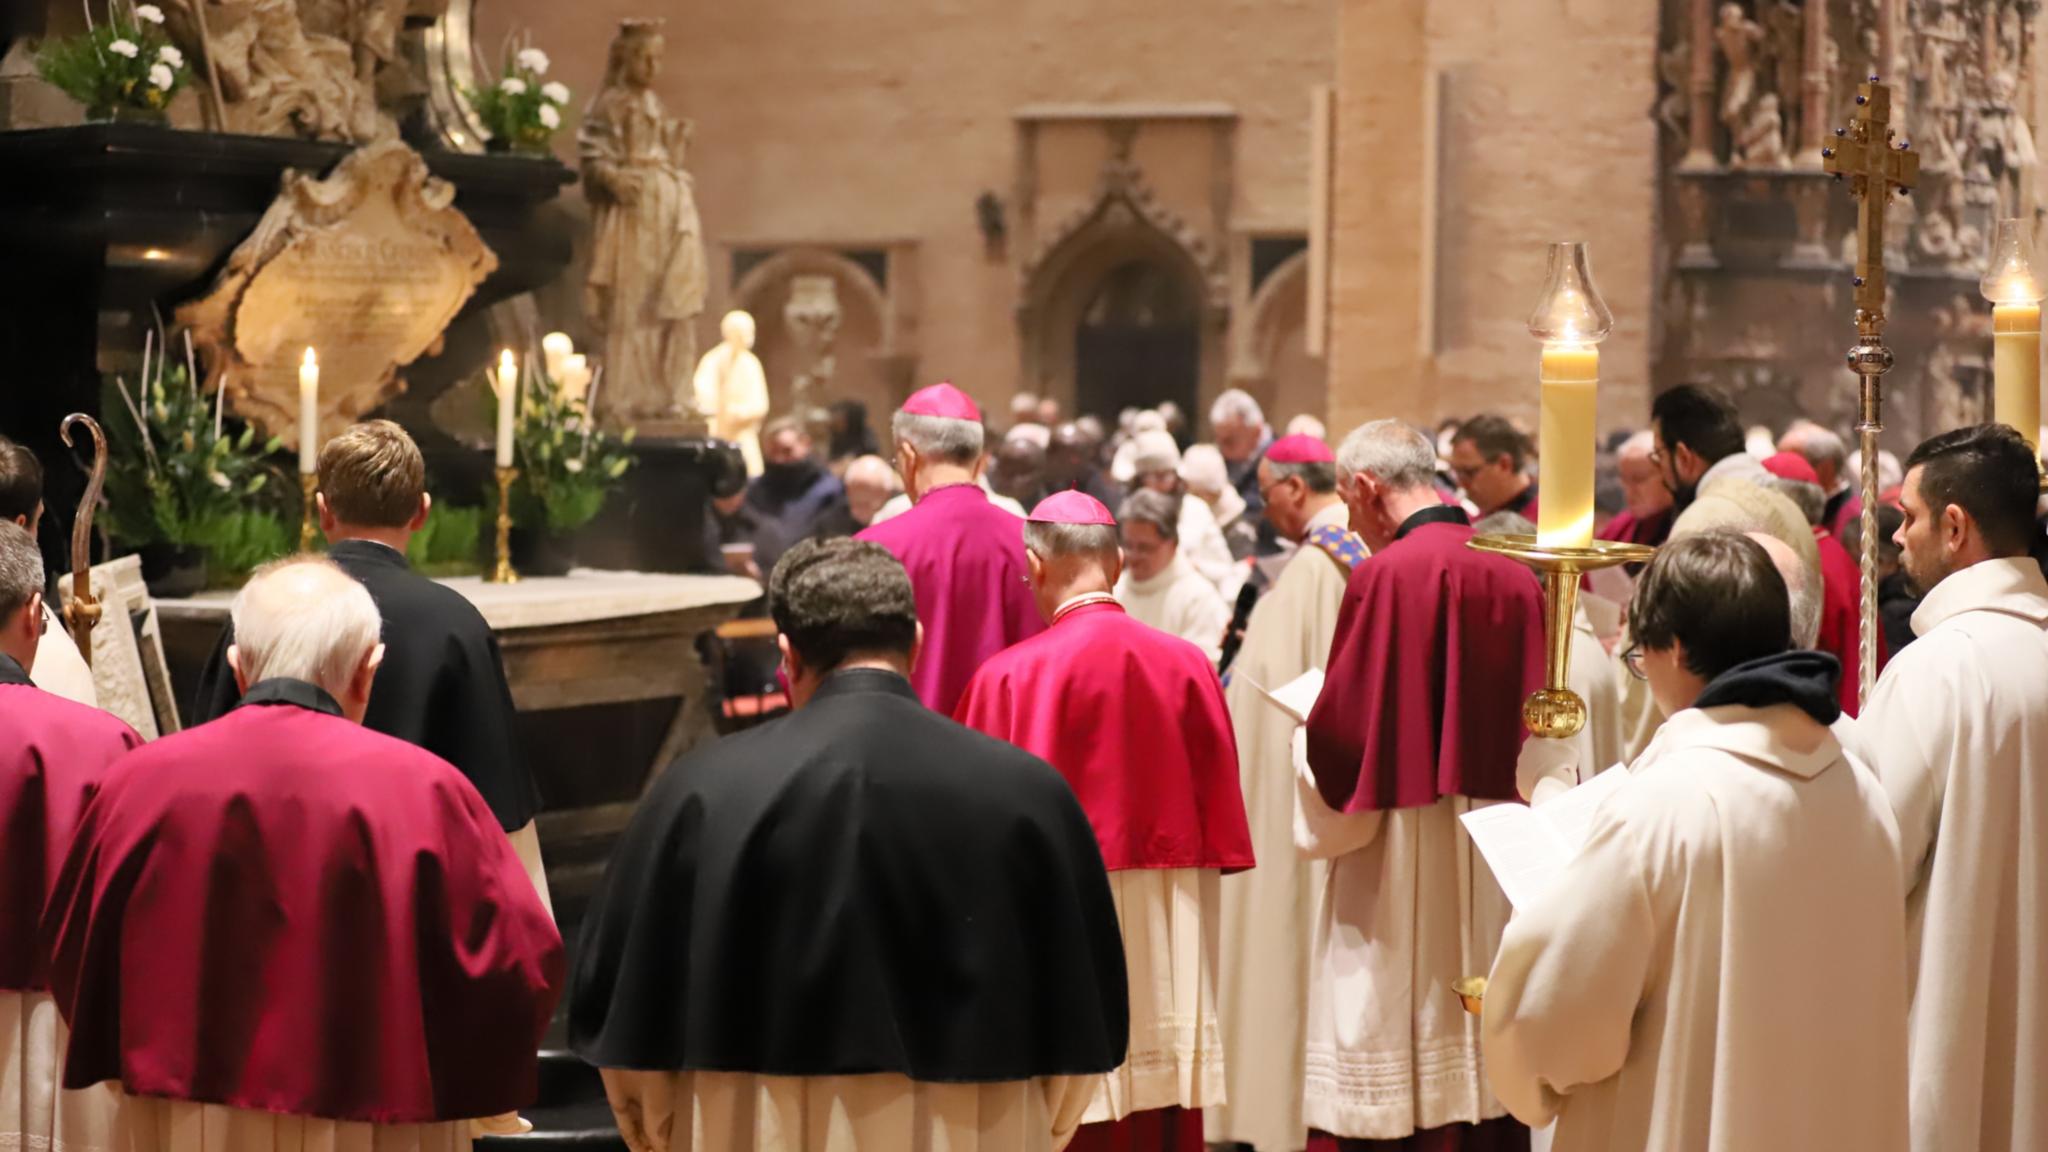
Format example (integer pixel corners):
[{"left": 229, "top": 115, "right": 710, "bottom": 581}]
[
  {"left": 102, "top": 338, "right": 285, "bottom": 597},
  {"left": 468, "top": 40, "right": 571, "bottom": 156},
  {"left": 504, "top": 349, "right": 631, "bottom": 576},
  {"left": 37, "top": 3, "right": 189, "bottom": 124}
]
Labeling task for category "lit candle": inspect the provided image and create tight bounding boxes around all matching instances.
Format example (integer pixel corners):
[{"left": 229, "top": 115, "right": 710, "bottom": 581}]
[
  {"left": 561, "top": 353, "right": 590, "bottom": 403},
  {"left": 495, "top": 349, "right": 518, "bottom": 468},
  {"left": 1537, "top": 342, "right": 1598, "bottom": 548},
  {"left": 298, "top": 348, "right": 319, "bottom": 474},
  {"left": 1982, "top": 220, "right": 2045, "bottom": 448},
  {"left": 541, "top": 331, "right": 574, "bottom": 382}
]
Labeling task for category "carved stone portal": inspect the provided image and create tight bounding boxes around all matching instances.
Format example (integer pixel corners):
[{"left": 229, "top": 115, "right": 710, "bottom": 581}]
[{"left": 178, "top": 139, "right": 498, "bottom": 453}]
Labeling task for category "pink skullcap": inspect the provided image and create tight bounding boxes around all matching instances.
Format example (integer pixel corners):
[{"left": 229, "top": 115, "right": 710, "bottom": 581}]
[
  {"left": 1761, "top": 451, "right": 1821, "bottom": 486},
  {"left": 1266, "top": 434, "right": 1334, "bottom": 464},
  {"left": 1027, "top": 491, "right": 1117, "bottom": 526},
  {"left": 901, "top": 382, "right": 981, "bottom": 422}
]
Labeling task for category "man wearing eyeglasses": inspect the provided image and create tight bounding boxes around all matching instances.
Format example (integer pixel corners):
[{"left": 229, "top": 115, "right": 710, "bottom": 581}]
[{"left": 1447, "top": 415, "right": 1539, "bottom": 521}]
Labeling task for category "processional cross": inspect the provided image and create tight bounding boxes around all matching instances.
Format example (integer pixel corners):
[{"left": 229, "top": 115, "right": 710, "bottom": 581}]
[{"left": 1820, "top": 76, "right": 1918, "bottom": 703}]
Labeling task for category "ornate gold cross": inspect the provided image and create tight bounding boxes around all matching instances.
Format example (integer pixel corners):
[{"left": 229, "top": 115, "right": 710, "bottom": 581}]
[{"left": 1820, "top": 76, "right": 1917, "bottom": 702}]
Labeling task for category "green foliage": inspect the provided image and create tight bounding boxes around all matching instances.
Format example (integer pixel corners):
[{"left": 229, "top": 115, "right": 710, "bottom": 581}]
[
  {"left": 503, "top": 360, "right": 633, "bottom": 535},
  {"left": 202, "top": 509, "right": 294, "bottom": 586},
  {"left": 465, "top": 41, "right": 569, "bottom": 153},
  {"left": 101, "top": 350, "right": 287, "bottom": 552},
  {"left": 37, "top": 5, "right": 190, "bottom": 118},
  {"left": 407, "top": 503, "right": 485, "bottom": 577}
]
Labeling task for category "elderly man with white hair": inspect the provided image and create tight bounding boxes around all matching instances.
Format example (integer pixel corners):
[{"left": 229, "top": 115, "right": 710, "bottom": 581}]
[
  {"left": 1115, "top": 489, "right": 1231, "bottom": 664},
  {"left": 1209, "top": 389, "right": 1272, "bottom": 513},
  {"left": 0, "top": 521, "right": 136, "bottom": 1152},
  {"left": 44, "top": 556, "right": 564, "bottom": 1152},
  {"left": 1778, "top": 419, "right": 1858, "bottom": 537},
  {"left": 858, "top": 382, "right": 1043, "bottom": 714},
  {"left": 1597, "top": 430, "right": 1674, "bottom": 550}
]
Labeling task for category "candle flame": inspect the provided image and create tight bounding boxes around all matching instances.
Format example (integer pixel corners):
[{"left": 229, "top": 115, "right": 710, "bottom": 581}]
[{"left": 302, "top": 347, "right": 317, "bottom": 369}]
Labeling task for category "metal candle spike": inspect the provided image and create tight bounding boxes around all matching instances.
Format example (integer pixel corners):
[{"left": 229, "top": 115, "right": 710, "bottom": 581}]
[
  {"left": 58, "top": 414, "right": 106, "bottom": 667},
  {"left": 1820, "top": 76, "right": 1918, "bottom": 702}
]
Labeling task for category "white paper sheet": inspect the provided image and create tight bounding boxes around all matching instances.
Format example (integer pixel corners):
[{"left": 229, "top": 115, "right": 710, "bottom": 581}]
[
  {"left": 1248, "top": 667, "right": 1326, "bottom": 725},
  {"left": 1459, "top": 765, "right": 1630, "bottom": 908}
]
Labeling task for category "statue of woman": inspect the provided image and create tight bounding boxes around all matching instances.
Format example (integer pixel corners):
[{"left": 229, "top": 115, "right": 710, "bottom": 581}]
[
  {"left": 692, "top": 310, "right": 771, "bottom": 476},
  {"left": 579, "top": 19, "right": 708, "bottom": 429}
]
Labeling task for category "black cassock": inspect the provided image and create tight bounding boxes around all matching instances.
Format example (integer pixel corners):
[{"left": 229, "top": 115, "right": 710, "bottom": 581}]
[
  {"left": 190, "top": 538, "right": 539, "bottom": 832},
  {"left": 569, "top": 667, "right": 1129, "bottom": 1081}
]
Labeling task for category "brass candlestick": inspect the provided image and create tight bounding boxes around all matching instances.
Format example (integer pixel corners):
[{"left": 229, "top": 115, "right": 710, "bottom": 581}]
[
  {"left": 299, "top": 473, "right": 318, "bottom": 551},
  {"left": 487, "top": 465, "right": 519, "bottom": 584},
  {"left": 1467, "top": 534, "right": 1657, "bottom": 739}
]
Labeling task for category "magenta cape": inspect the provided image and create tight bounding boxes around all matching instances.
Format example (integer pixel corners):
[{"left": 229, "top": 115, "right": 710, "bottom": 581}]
[
  {"left": 1305, "top": 520, "right": 1543, "bottom": 812},
  {"left": 1814, "top": 528, "right": 1871, "bottom": 715},
  {"left": 955, "top": 602, "right": 1254, "bottom": 872},
  {"left": 44, "top": 689, "right": 564, "bottom": 1123},
  {"left": 0, "top": 676, "right": 141, "bottom": 993},
  {"left": 857, "top": 484, "right": 1046, "bottom": 714}
]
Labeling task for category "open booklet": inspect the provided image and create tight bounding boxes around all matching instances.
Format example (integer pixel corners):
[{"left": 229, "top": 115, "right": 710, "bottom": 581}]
[
  {"left": 1458, "top": 765, "right": 1630, "bottom": 909},
  {"left": 1247, "top": 667, "right": 1326, "bottom": 724}
]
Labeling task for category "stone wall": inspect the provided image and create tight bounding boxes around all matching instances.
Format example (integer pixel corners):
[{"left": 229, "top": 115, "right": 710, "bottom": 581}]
[{"left": 1328, "top": 0, "right": 1660, "bottom": 438}]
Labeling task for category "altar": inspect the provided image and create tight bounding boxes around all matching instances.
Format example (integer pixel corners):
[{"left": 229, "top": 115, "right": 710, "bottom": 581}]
[{"left": 151, "top": 568, "right": 760, "bottom": 926}]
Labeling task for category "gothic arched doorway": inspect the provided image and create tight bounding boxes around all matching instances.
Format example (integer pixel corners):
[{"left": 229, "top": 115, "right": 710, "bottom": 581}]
[{"left": 1073, "top": 260, "right": 1200, "bottom": 422}]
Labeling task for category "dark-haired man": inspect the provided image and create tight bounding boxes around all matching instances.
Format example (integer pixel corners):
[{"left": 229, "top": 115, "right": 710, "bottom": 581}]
[
  {"left": 1841, "top": 422, "right": 2048, "bottom": 1152},
  {"left": 571, "top": 537, "right": 1127, "bottom": 1152},
  {"left": 0, "top": 436, "right": 95, "bottom": 706},
  {"left": 1650, "top": 385, "right": 1818, "bottom": 577},
  {"left": 1448, "top": 414, "right": 1538, "bottom": 520},
  {"left": 1484, "top": 533, "right": 1908, "bottom": 1152},
  {"left": 190, "top": 420, "right": 547, "bottom": 902}
]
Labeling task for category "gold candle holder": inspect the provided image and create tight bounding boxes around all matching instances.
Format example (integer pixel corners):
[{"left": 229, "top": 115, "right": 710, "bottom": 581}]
[
  {"left": 1452, "top": 975, "right": 1489, "bottom": 1016},
  {"left": 299, "top": 473, "right": 318, "bottom": 551},
  {"left": 487, "top": 465, "right": 519, "bottom": 584},
  {"left": 1467, "top": 533, "right": 1656, "bottom": 740}
]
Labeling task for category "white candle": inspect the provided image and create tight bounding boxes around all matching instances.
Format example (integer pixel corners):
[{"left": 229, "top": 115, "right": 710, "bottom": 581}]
[
  {"left": 1994, "top": 303, "right": 2042, "bottom": 448},
  {"left": 298, "top": 348, "right": 319, "bottom": 474},
  {"left": 1537, "top": 342, "right": 1598, "bottom": 549},
  {"left": 495, "top": 349, "right": 518, "bottom": 468},
  {"left": 562, "top": 354, "right": 590, "bottom": 403},
  {"left": 541, "top": 332, "right": 574, "bottom": 382}
]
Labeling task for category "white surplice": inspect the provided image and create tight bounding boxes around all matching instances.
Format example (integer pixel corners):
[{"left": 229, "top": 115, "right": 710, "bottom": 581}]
[
  {"left": 1839, "top": 556, "right": 2048, "bottom": 1152},
  {"left": 1484, "top": 703, "right": 1909, "bottom": 1152},
  {"left": 1566, "top": 604, "right": 1622, "bottom": 779},
  {"left": 1291, "top": 731, "right": 1512, "bottom": 1141},
  {"left": 1210, "top": 500, "right": 1352, "bottom": 1151},
  {"left": 112, "top": 1099, "right": 468, "bottom": 1152},
  {"left": 1, "top": 991, "right": 118, "bottom": 1152},
  {"left": 598, "top": 1069, "right": 1098, "bottom": 1152},
  {"left": 1082, "top": 868, "right": 1224, "bottom": 1125},
  {"left": 1174, "top": 495, "right": 1238, "bottom": 596},
  {"left": 29, "top": 603, "right": 96, "bottom": 709},
  {"left": 1115, "top": 557, "right": 1232, "bottom": 666}
]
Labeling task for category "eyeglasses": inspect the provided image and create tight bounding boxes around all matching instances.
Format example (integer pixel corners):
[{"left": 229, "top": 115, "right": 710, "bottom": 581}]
[
  {"left": 1258, "top": 477, "right": 1299, "bottom": 504},
  {"left": 1621, "top": 643, "right": 1647, "bottom": 681}
]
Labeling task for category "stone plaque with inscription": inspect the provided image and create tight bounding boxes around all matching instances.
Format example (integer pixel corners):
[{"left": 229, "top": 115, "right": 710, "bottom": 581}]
[{"left": 179, "top": 140, "right": 497, "bottom": 452}]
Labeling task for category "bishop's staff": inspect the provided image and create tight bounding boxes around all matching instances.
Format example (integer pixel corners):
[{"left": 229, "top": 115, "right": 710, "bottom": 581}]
[
  {"left": 58, "top": 414, "right": 107, "bottom": 668},
  {"left": 1820, "top": 75, "right": 1918, "bottom": 703}
]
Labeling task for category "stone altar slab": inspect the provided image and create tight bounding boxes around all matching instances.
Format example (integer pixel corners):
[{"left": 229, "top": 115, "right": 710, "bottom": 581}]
[{"left": 177, "top": 138, "right": 498, "bottom": 453}]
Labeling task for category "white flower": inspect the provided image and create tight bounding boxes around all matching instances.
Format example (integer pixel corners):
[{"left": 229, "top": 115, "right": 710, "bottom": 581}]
[
  {"left": 149, "top": 62, "right": 173, "bottom": 89},
  {"left": 515, "top": 47, "right": 550, "bottom": 76},
  {"left": 209, "top": 471, "right": 231, "bottom": 490},
  {"left": 498, "top": 76, "right": 527, "bottom": 96},
  {"left": 157, "top": 44, "right": 183, "bottom": 67},
  {"left": 541, "top": 81, "right": 570, "bottom": 105},
  {"left": 108, "top": 38, "right": 139, "bottom": 58},
  {"left": 134, "top": 4, "right": 164, "bottom": 23},
  {"left": 537, "top": 103, "right": 560, "bottom": 130},
  {"left": 564, "top": 457, "right": 585, "bottom": 474}
]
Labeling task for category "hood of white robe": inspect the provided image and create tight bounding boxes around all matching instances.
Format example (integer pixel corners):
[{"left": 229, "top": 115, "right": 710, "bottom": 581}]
[{"left": 1912, "top": 555, "right": 2048, "bottom": 637}]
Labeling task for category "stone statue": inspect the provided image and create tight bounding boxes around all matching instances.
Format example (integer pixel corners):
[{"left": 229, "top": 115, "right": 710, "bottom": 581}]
[
  {"left": 1657, "top": 39, "right": 1691, "bottom": 140},
  {"left": 165, "top": 0, "right": 386, "bottom": 140},
  {"left": 579, "top": 19, "right": 709, "bottom": 430},
  {"left": 692, "top": 311, "right": 770, "bottom": 476},
  {"left": 1715, "top": 2, "right": 1764, "bottom": 132},
  {"left": 1735, "top": 92, "right": 1786, "bottom": 169},
  {"left": 1763, "top": 1, "right": 1802, "bottom": 139}
]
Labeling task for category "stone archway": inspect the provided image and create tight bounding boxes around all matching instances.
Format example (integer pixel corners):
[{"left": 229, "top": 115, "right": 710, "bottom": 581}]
[
  {"left": 1231, "top": 248, "right": 1327, "bottom": 427},
  {"left": 1017, "top": 155, "right": 1227, "bottom": 421},
  {"left": 729, "top": 247, "right": 900, "bottom": 422}
]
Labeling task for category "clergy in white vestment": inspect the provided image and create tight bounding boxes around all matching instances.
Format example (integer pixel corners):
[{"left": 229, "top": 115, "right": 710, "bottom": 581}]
[
  {"left": 43, "top": 558, "right": 564, "bottom": 1152},
  {"left": 1298, "top": 422, "right": 1543, "bottom": 1152},
  {"left": 1838, "top": 423, "right": 2048, "bottom": 1152},
  {"left": 0, "top": 439, "right": 95, "bottom": 707},
  {"left": 1127, "top": 430, "right": 1240, "bottom": 595},
  {"left": 1485, "top": 532, "right": 1909, "bottom": 1152},
  {"left": 1209, "top": 433, "right": 1361, "bottom": 1152},
  {"left": 572, "top": 539, "right": 1128, "bottom": 1152},
  {"left": 0, "top": 522, "right": 132, "bottom": 1152},
  {"left": 1114, "top": 489, "right": 1231, "bottom": 664}
]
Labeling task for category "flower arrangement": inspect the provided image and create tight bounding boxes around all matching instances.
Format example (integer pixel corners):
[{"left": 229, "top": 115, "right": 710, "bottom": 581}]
[
  {"left": 37, "top": 2, "right": 189, "bottom": 121},
  {"left": 503, "top": 346, "right": 632, "bottom": 536},
  {"left": 101, "top": 334, "right": 288, "bottom": 586},
  {"left": 469, "top": 41, "right": 571, "bottom": 154}
]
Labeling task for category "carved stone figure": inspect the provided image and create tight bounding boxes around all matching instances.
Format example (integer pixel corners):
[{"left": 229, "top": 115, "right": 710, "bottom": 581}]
[
  {"left": 1715, "top": 3, "right": 1765, "bottom": 131},
  {"left": 579, "top": 19, "right": 709, "bottom": 429},
  {"left": 692, "top": 311, "right": 770, "bottom": 475},
  {"left": 1735, "top": 92, "right": 1787, "bottom": 168},
  {"left": 1763, "top": 1, "right": 1803, "bottom": 139},
  {"left": 165, "top": 0, "right": 388, "bottom": 140},
  {"left": 1657, "top": 38, "right": 1692, "bottom": 140},
  {"left": 782, "top": 274, "right": 842, "bottom": 423}
]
